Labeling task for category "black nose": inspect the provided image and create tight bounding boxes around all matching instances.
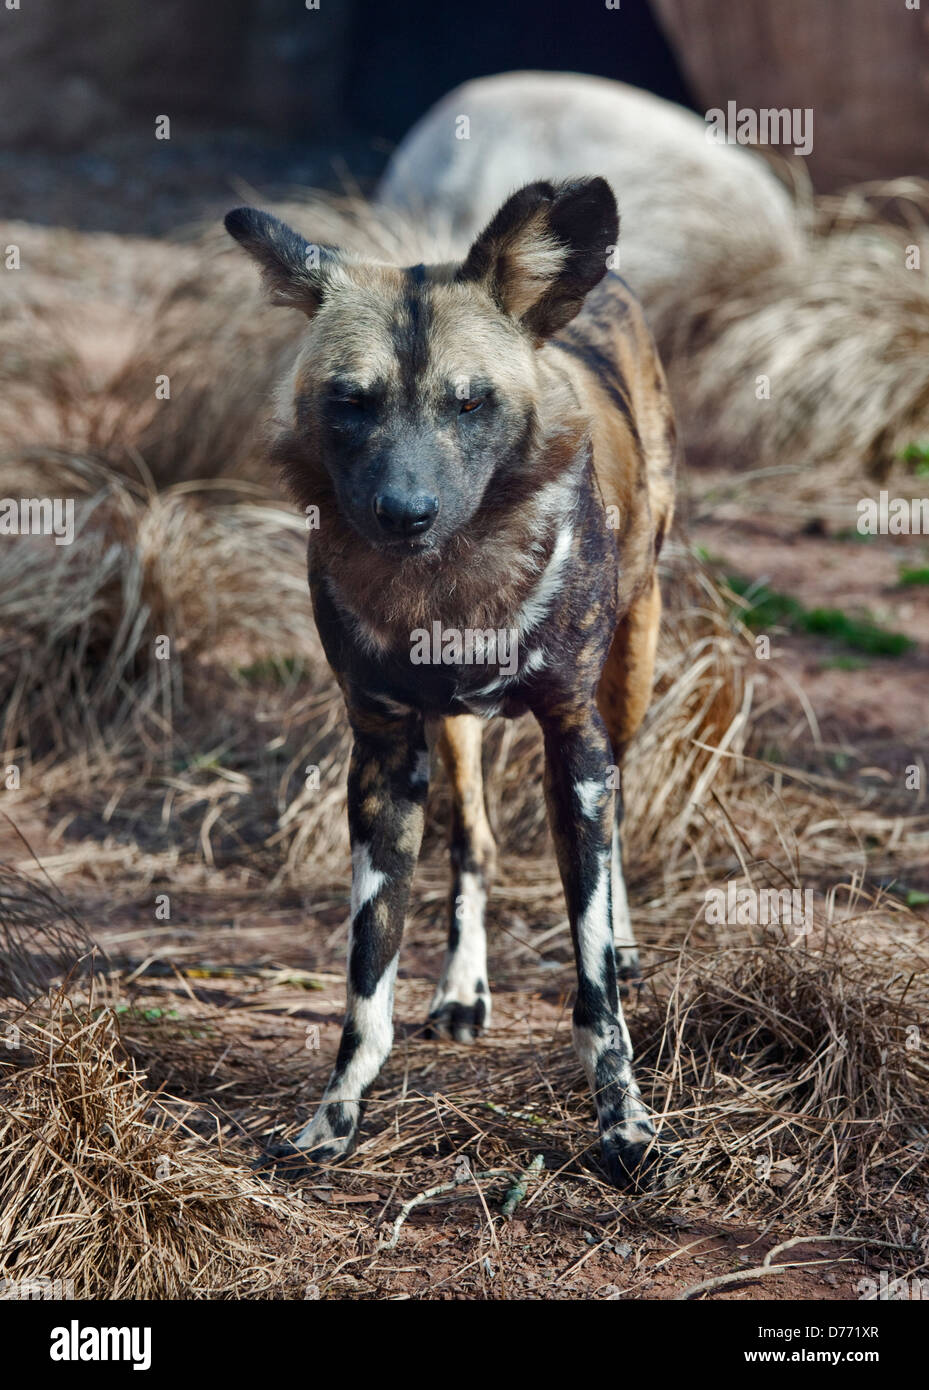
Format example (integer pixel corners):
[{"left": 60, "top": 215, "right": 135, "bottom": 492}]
[{"left": 373, "top": 491, "right": 439, "bottom": 537}]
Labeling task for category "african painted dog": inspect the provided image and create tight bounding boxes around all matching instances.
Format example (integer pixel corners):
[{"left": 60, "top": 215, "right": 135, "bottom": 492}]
[{"left": 225, "top": 176, "right": 676, "bottom": 1185}]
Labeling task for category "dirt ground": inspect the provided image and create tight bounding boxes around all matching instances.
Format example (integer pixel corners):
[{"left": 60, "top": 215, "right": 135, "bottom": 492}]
[{"left": 0, "top": 861, "right": 882, "bottom": 1302}]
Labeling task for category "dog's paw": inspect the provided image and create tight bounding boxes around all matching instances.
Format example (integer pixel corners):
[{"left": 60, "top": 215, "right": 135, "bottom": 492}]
[
  {"left": 599, "top": 1118, "right": 663, "bottom": 1191},
  {"left": 256, "top": 1132, "right": 352, "bottom": 1179},
  {"left": 255, "top": 1139, "right": 320, "bottom": 1181},
  {"left": 425, "top": 994, "right": 489, "bottom": 1043},
  {"left": 259, "top": 1100, "right": 358, "bottom": 1177}
]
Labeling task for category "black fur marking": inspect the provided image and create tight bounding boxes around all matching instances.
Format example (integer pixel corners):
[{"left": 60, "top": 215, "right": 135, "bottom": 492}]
[
  {"left": 347, "top": 917, "right": 389, "bottom": 1001},
  {"left": 395, "top": 266, "right": 434, "bottom": 401},
  {"left": 332, "top": 1016, "right": 361, "bottom": 1074},
  {"left": 601, "top": 939, "right": 618, "bottom": 992},
  {"left": 556, "top": 335, "right": 643, "bottom": 456},
  {"left": 426, "top": 997, "right": 487, "bottom": 1040},
  {"left": 325, "top": 1101, "right": 356, "bottom": 1140},
  {"left": 599, "top": 1128, "right": 663, "bottom": 1191},
  {"left": 573, "top": 979, "right": 617, "bottom": 1037}
]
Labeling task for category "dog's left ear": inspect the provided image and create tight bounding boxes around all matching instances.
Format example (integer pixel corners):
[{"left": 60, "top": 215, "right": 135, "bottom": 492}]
[{"left": 457, "top": 177, "right": 618, "bottom": 343}]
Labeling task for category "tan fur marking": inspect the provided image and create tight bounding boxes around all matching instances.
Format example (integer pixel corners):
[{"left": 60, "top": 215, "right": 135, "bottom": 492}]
[
  {"left": 438, "top": 714, "right": 497, "bottom": 877},
  {"left": 396, "top": 807, "right": 426, "bottom": 856},
  {"left": 597, "top": 572, "right": 663, "bottom": 758}
]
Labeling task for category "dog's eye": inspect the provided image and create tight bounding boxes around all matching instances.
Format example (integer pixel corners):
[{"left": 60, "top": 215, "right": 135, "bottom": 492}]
[
  {"left": 459, "top": 397, "right": 484, "bottom": 415},
  {"left": 335, "top": 394, "right": 365, "bottom": 409}
]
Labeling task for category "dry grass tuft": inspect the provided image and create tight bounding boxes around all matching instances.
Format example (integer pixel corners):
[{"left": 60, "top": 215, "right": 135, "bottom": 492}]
[
  {"left": 0, "top": 987, "right": 303, "bottom": 1299},
  {"left": 0, "top": 454, "right": 312, "bottom": 765},
  {"left": 643, "top": 908, "right": 929, "bottom": 1229},
  {"left": 673, "top": 210, "right": 929, "bottom": 477}
]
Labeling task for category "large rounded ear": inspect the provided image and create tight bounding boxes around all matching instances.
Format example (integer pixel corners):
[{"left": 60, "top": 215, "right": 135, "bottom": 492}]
[
  {"left": 456, "top": 177, "right": 618, "bottom": 343},
  {"left": 224, "top": 207, "right": 341, "bottom": 314}
]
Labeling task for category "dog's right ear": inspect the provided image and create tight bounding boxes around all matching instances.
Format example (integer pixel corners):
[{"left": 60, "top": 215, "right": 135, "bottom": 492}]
[{"left": 224, "top": 207, "right": 339, "bottom": 314}]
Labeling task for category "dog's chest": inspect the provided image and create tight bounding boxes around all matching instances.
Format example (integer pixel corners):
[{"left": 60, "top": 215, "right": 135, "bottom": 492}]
[
  {"left": 363, "top": 633, "right": 546, "bottom": 720},
  {"left": 315, "top": 484, "right": 620, "bottom": 720}
]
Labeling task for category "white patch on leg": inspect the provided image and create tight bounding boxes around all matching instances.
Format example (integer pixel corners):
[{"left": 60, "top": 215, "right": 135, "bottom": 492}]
[
  {"left": 351, "top": 842, "right": 386, "bottom": 919},
  {"left": 335, "top": 954, "right": 399, "bottom": 1102},
  {"left": 572, "top": 1021, "right": 609, "bottom": 1087},
  {"left": 572, "top": 850, "right": 635, "bottom": 1089},
  {"left": 430, "top": 870, "right": 490, "bottom": 1026},
  {"left": 294, "top": 954, "right": 399, "bottom": 1153},
  {"left": 576, "top": 849, "right": 612, "bottom": 965},
  {"left": 610, "top": 821, "right": 636, "bottom": 950},
  {"left": 574, "top": 778, "right": 607, "bottom": 820}
]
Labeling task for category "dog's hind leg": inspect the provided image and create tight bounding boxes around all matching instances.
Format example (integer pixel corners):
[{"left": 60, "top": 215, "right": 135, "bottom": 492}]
[
  {"left": 426, "top": 713, "right": 497, "bottom": 1042},
  {"left": 286, "top": 705, "right": 429, "bottom": 1163},
  {"left": 596, "top": 571, "right": 662, "bottom": 988}
]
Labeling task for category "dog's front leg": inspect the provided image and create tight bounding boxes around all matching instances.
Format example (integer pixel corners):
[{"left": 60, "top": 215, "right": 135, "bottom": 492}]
[
  {"left": 538, "top": 704, "right": 657, "bottom": 1186},
  {"left": 290, "top": 706, "right": 429, "bottom": 1162}
]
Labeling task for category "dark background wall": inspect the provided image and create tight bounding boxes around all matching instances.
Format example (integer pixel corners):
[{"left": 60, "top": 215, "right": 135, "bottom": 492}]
[
  {"left": 0, "top": 0, "right": 691, "bottom": 149},
  {"left": 344, "top": 0, "right": 693, "bottom": 140}
]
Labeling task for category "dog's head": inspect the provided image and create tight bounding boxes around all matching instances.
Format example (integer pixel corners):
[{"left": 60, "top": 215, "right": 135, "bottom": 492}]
[{"left": 225, "top": 178, "right": 617, "bottom": 553}]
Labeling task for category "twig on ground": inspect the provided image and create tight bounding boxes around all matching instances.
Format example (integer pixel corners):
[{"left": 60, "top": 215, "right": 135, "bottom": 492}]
[
  {"left": 676, "top": 1234, "right": 913, "bottom": 1301},
  {"left": 379, "top": 1168, "right": 512, "bottom": 1252}
]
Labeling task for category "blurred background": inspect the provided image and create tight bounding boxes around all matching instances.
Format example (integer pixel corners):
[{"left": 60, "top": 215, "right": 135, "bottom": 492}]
[{"left": 2, "top": 0, "right": 926, "bottom": 233}]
